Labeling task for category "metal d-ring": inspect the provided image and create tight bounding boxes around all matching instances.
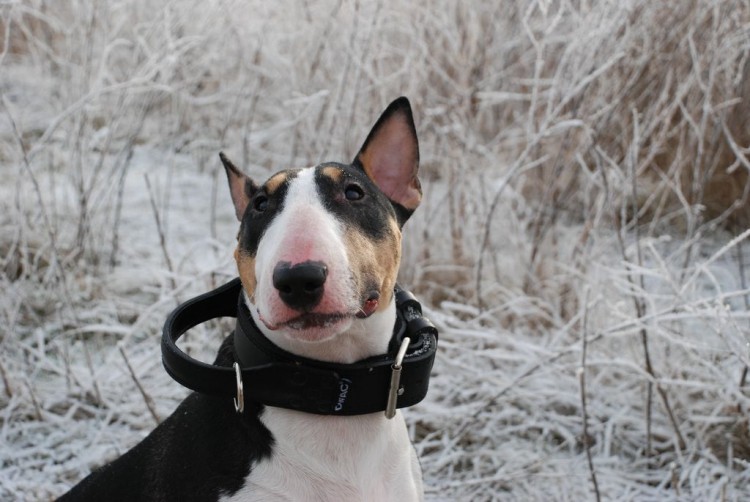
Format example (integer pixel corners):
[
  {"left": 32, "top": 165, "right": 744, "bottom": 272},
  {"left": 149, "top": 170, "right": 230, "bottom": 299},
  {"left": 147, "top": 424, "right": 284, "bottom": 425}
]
[
  {"left": 385, "top": 337, "right": 411, "bottom": 419},
  {"left": 233, "top": 362, "right": 244, "bottom": 414}
]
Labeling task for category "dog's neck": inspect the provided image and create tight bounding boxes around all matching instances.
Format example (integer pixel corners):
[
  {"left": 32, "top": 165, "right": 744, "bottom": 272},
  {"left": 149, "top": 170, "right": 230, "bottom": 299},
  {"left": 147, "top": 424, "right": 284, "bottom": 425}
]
[
  {"left": 245, "top": 292, "right": 397, "bottom": 364},
  {"left": 245, "top": 292, "right": 405, "bottom": 480}
]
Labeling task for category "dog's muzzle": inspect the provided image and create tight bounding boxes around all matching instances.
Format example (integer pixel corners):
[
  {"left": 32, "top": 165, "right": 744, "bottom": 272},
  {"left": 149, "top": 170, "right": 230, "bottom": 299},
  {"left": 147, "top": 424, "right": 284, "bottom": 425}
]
[{"left": 161, "top": 278, "right": 438, "bottom": 416}]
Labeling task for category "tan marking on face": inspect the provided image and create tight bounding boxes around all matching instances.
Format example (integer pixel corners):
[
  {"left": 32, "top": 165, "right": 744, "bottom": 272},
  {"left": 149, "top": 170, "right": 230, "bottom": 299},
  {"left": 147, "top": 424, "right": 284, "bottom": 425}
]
[
  {"left": 344, "top": 218, "right": 402, "bottom": 311},
  {"left": 264, "top": 172, "right": 291, "bottom": 196},
  {"left": 235, "top": 247, "right": 257, "bottom": 300},
  {"left": 320, "top": 165, "right": 345, "bottom": 183}
]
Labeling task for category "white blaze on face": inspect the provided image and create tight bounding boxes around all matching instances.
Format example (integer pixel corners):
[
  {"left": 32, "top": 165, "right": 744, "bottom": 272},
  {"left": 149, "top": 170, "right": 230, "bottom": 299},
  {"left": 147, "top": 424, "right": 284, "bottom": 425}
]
[
  {"left": 252, "top": 168, "right": 355, "bottom": 332},
  {"left": 243, "top": 166, "right": 399, "bottom": 363}
]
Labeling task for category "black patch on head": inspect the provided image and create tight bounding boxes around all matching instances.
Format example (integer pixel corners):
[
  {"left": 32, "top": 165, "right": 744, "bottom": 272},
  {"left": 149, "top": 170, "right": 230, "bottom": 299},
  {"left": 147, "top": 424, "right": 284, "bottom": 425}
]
[
  {"left": 314, "top": 163, "right": 398, "bottom": 241},
  {"left": 390, "top": 202, "right": 414, "bottom": 227},
  {"left": 349, "top": 156, "right": 414, "bottom": 227},
  {"left": 238, "top": 170, "right": 298, "bottom": 256}
]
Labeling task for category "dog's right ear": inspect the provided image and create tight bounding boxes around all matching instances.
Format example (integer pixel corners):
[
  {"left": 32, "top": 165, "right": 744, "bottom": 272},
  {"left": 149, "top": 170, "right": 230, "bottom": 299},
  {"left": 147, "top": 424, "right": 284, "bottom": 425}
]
[{"left": 220, "top": 152, "right": 258, "bottom": 221}]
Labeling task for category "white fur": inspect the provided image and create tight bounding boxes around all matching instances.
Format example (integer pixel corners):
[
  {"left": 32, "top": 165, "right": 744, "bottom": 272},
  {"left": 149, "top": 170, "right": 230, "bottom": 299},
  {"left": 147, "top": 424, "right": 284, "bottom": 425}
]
[
  {"left": 253, "top": 169, "right": 361, "bottom": 346},
  {"left": 221, "top": 410, "right": 423, "bottom": 502},
  {"left": 225, "top": 167, "right": 423, "bottom": 500},
  {"left": 250, "top": 167, "right": 395, "bottom": 362}
]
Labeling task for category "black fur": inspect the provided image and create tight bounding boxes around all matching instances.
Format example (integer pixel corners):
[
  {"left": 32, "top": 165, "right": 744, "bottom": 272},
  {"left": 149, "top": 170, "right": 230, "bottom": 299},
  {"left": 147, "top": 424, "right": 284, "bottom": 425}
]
[
  {"left": 58, "top": 338, "right": 272, "bottom": 502},
  {"left": 60, "top": 97, "right": 420, "bottom": 500},
  {"left": 237, "top": 172, "right": 295, "bottom": 258},
  {"left": 315, "top": 162, "right": 399, "bottom": 239}
]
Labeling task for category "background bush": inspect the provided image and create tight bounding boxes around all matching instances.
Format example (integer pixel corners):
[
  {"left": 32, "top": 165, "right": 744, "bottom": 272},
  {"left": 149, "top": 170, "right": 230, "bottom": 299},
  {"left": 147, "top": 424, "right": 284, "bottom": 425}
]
[{"left": 1, "top": 0, "right": 750, "bottom": 499}]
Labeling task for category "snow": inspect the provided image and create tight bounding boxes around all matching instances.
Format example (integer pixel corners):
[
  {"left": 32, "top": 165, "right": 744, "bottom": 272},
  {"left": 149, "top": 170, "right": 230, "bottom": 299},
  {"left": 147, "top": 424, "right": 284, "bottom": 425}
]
[{"left": 2, "top": 0, "right": 750, "bottom": 500}]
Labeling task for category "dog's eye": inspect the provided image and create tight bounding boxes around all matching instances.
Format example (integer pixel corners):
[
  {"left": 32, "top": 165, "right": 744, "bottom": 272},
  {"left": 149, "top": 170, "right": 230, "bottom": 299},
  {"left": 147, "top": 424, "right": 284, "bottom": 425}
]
[
  {"left": 344, "top": 184, "right": 364, "bottom": 201},
  {"left": 253, "top": 195, "right": 268, "bottom": 212}
]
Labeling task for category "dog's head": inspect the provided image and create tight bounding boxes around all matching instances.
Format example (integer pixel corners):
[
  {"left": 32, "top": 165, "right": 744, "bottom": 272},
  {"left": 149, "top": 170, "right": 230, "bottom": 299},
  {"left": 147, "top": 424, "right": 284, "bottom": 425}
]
[{"left": 222, "top": 97, "right": 421, "bottom": 363}]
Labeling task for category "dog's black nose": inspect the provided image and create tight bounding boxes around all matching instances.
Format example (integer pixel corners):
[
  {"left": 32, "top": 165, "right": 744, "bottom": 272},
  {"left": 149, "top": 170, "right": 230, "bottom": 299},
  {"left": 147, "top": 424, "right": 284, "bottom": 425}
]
[{"left": 272, "top": 261, "right": 327, "bottom": 311}]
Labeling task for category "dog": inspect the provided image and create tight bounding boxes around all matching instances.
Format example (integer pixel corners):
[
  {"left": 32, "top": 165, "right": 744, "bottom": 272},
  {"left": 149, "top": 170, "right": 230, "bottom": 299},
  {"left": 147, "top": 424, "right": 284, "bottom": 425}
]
[{"left": 60, "top": 97, "right": 426, "bottom": 501}]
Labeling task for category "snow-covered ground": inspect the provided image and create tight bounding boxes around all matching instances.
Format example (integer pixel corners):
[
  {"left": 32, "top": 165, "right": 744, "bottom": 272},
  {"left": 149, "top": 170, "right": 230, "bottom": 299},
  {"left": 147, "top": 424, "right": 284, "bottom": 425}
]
[{"left": 2, "top": 1, "right": 750, "bottom": 500}]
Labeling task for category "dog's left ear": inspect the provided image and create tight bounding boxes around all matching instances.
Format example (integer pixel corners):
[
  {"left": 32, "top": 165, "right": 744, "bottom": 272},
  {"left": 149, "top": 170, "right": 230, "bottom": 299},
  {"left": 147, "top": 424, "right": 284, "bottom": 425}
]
[
  {"left": 354, "top": 97, "right": 421, "bottom": 224},
  {"left": 220, "top": 152, "right": 259, "bottom": 221}
]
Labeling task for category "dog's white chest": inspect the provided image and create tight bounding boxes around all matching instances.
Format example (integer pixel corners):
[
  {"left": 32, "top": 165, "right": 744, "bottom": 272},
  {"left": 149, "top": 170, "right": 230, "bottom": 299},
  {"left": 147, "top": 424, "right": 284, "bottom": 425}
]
[{"left": 220, "top": 408, "right": 423, "bottom": 502}]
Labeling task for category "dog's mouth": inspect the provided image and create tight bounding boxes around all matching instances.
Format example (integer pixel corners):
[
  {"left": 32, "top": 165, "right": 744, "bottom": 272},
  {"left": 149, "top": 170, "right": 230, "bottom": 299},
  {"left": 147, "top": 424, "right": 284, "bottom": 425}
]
[
  {"left": 257, "top": 291, "right": 380, "bottom": 332},
  {"left": 261, "top": 312, "right": 348, "bottom": 331}
]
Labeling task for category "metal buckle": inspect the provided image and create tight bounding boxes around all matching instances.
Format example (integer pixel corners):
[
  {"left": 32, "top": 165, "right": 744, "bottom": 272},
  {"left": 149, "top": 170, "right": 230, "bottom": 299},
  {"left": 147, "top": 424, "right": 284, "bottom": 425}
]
[
  {"left": 385, "top": 337, "right": 410, "bottom": 419},
  {"left": 233, "top": 362, "right": 244, "bottom": 414}
]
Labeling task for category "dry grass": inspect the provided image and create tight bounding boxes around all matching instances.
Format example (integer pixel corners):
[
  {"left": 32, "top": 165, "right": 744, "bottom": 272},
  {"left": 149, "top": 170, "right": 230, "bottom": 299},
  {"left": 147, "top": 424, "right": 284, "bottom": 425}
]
[{"left": 2, "top": 0, "right": 750, "bottom": 499}]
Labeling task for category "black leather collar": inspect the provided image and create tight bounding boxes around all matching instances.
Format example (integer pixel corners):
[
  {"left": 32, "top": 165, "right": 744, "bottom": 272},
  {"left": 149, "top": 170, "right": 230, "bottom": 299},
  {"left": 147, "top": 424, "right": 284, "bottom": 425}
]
[{"left": 161, "top": 278, "right": 438, "bottom": 416}]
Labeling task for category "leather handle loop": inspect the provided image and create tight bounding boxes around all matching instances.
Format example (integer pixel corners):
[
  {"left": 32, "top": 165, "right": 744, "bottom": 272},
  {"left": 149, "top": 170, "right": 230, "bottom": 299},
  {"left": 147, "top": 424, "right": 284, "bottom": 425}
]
[{"left": 161, "top": 278, "right": 242, "bottom": 396}]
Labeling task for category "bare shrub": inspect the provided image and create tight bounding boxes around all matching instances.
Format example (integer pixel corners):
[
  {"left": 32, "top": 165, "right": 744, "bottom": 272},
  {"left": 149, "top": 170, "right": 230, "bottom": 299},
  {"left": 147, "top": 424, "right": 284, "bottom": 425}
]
[{"left": 3, "top": 0, "right": 750, "bottom": 500}]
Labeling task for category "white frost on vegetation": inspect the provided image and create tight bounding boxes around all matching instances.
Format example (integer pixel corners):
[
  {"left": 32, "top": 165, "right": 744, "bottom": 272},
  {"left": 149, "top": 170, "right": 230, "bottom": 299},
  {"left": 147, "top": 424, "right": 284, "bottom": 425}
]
[{"left": 1, "top": 0, "right": 750, "bottom": 500}]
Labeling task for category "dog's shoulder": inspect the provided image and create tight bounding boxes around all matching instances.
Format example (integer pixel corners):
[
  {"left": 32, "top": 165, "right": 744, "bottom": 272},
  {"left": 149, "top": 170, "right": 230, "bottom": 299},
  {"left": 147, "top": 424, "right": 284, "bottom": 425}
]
[{"left": 59, "top": 337, "right": 272, "bottom": 502}]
